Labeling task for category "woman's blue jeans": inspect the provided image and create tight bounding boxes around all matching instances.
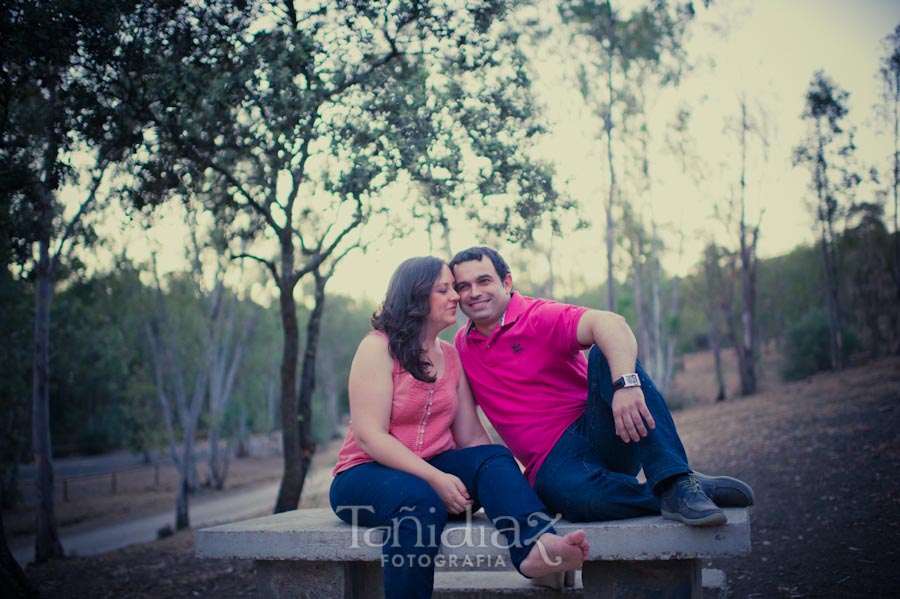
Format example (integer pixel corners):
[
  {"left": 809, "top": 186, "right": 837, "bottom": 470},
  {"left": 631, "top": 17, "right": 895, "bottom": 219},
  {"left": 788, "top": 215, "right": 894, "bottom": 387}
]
[
  {"left": 330, "top": 444, "right": 557, "bottom": 599},
  {"left": 533, "top": 346, "right": 691, "bottom": 522}
]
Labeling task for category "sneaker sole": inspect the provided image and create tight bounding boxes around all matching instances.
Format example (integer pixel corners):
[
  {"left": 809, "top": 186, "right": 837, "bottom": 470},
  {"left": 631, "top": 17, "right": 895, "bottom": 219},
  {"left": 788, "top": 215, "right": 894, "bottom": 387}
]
[{"left": 661, "top": 509, "right": 727, "bottom": 527}]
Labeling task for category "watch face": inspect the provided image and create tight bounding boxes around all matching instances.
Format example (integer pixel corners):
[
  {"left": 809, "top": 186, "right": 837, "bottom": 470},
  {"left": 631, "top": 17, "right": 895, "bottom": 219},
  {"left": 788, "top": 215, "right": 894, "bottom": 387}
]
[{"left": 624, "top": 373, "right": 640, "bottom": 387}]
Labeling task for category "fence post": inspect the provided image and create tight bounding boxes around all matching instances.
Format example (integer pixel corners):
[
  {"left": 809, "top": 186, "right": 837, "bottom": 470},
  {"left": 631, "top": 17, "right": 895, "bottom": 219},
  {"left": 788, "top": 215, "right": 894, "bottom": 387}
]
[{"left": 63, "top": 479, "right": 69, "bottom": 502}]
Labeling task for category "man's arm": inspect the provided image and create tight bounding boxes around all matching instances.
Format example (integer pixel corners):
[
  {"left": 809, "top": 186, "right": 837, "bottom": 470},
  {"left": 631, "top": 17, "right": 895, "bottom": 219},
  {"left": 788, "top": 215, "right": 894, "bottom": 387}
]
[{"left": 576, "top": 310, "right": 656, "bottom": 443}]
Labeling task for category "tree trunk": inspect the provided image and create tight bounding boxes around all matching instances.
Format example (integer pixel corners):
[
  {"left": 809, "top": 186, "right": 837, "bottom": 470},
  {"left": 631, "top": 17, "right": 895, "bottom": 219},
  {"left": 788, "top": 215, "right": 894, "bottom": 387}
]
[
  {"left": 633, "top": 242, "right": 650, "bottom": 366},
  {"left": 33, "top": 228, "right": 63, "bottom": 562},
  {"left": 813, "top": 129, "right": 844, "bottom": 371},
  {"left": 0, "top": 511, "right": 37, "bottom": 598},
  {"left": 819, "top": 223, "right": 843, "bottom": 370},
  {"left": 207, "top": 303, "right": 250, "bottom": 490},
  {"left": 650, "top": 241, "right": 665, "bottom": 387},
  {"left": 175, "top": 373, "right": 206, "bottom": 530},
  {"left": 891, "top": 76, "right": 900, "bottom": 354},
  {"left": 710, "top": 327, "right": 726, "bottom": 402},
  {"left": 603, "top": 0, "right": 618, "bottom": 312},
  {"left": 294, "top": 270, "right": 328, "bottom": 502},
  {"left": 737, "top": 102, "right": 758, "bottom": 395},
  {"left": 605, "top": 57, "right": 618, "bottom": 313},
  {"left": 237, "top": 407, "right": 250, "bottom": 459},
  {"left": 175, "top": 476, "right": 190, "bottom": 530},
  {"left": 703, "top": 247, "right": 727, "bottom": 402},
  {"left": 274, "top": 269, "right": 302, "bottom": 513},
  {"left": 208, "top": 425, "right": 224, "bottom": 490}
]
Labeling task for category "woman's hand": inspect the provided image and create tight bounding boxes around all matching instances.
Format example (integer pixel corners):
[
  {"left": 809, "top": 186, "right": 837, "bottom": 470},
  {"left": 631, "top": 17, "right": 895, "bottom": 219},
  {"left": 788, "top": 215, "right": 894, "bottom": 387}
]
[{"left": 428, "top": 472, "right": 472, "bottom": 514}]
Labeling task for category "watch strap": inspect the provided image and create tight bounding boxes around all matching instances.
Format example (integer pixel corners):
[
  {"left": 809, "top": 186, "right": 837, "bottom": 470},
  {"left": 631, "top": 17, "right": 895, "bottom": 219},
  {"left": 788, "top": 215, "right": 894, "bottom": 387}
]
[{"left": 613, "top": 373, "right": 641, "bottom": 391}]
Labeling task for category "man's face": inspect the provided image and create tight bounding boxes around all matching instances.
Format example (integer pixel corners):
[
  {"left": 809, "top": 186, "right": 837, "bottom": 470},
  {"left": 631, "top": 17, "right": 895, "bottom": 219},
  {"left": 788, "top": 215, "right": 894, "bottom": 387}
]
[{"left": 451, "top": 257, "right": 513, "bottom": 328}]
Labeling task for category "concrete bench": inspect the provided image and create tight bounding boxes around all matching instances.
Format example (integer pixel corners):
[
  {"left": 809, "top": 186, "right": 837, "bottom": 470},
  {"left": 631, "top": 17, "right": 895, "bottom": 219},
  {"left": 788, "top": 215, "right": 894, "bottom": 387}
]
[{"left": 196, "top": 507, "right": 750, "bottom": 598}]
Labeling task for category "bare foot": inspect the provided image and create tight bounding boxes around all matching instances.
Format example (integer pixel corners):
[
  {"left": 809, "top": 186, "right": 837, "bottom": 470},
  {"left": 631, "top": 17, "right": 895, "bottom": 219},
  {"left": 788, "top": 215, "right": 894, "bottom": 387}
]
[{"left": 519, "top": 530, "right": 589, "bottom": 578}]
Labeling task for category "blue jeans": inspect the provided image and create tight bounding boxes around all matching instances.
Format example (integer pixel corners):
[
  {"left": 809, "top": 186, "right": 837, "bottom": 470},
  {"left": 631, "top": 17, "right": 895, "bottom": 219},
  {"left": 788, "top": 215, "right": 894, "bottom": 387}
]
[
  {"left": 330, "top": 444, "right": 557, "bottom": 599},
  {"left": 533, "top": 346, "right": 691, "bottom": 522}
]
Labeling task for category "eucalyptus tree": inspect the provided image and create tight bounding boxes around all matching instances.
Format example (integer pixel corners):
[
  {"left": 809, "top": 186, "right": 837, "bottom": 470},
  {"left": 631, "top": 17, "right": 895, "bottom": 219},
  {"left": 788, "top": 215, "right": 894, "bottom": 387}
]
[
  {"left": 718, "top": 97, "right": 768, "bottom": 396},
  {"left": 136, "top": 0, "right": 565, "bottom": 512},
  {"left": 878, "top": 23, "right": 900, "bottom": 353},
  {"left": 793, "top": 71, "right": 860, "bottom": 371},
  {"left": 0, "top": 0, "right": 191, "bottom": 562},
  {"left": 558, "top": 0, "right": 696, "bottom": 312},
  {"left": 700, "top": 242, "right": 728, "bottom": 401}
]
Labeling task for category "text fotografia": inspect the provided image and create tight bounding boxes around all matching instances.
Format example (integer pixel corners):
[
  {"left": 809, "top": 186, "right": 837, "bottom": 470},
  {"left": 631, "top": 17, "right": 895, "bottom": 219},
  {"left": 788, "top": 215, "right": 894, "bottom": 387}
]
[
  {"left": 383, "top": 553, "right": 508, "bottom": 568},
  {"left": 335, "top": 505, "right": 562, "bottom": 554}
]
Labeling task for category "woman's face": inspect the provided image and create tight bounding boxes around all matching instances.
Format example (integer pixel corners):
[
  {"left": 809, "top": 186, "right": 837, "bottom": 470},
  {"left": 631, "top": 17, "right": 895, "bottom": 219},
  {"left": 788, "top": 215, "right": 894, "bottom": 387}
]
[{"left": 427, "top": 265, "right": 459, "bottom": 331}]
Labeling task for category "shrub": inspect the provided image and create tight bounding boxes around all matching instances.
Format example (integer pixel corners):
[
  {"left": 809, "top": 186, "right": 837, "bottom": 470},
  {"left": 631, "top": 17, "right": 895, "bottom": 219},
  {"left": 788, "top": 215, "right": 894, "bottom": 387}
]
[{"left": 780, "top": 308, "right": 859, "bottom": 380}]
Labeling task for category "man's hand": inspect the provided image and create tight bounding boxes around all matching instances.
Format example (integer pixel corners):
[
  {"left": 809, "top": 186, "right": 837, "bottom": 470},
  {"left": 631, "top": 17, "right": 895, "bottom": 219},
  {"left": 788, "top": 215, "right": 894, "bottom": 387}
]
[
  {"left": 611, "top": 387, "right": 656, "bottom": 443},
  {"left": 429, "top": 472, "right": 473, "bottom": 514}
]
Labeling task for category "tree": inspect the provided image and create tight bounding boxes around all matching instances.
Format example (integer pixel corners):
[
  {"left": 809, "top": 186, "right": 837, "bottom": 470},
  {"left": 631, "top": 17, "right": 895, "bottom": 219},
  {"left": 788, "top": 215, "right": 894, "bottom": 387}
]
[
  {"left": 135, "top": 0, "right": 566, "bottom": 513},
  {"left": 716, "top": 97, "right": 767, "bottom": 396},
  {"left": 878, "top": 23, "right": 900, "bottom": 353},
  {"left": 0, "top": 512, "right": 37, "bottom": 599},
  {"left": 559, "top": 0, "right": 697, "bottom": 311},
  {"left": 701, "top": 242, "right": 728, "bottom": 401},
  {"left": 145, "top": 263, "right": 209, "bottom": 530},
  {"left": 0, "top": 272, "right": 31, "bottom": 508},
  {"left": 793, "top": 71, "right": 860, "bottom": 371},
  {"left": 143, "top": 197, "right": 259, "bottom": 525},
  {"left": 0, "top": 0, "right": 168, "bottom": 562},
  {"left": 843, "top": 202, "right": 894, "bottom": 359}
]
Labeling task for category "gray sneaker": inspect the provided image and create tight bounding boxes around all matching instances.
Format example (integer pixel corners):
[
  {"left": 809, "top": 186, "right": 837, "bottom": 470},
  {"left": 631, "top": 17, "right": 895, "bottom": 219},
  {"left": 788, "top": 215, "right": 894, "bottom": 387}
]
[
  {"left": 659, "top": 475, "right": 727, "bottom": 526},
  {"left": 692, "top": 472, "right": 755, "bottom": 508}
]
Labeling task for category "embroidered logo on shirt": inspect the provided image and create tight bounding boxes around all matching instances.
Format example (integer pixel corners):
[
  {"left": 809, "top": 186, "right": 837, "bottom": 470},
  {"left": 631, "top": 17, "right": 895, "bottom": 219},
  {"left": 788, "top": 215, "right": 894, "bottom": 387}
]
[{"left": 511, "top": 343, "right": 523, "bottom": 354}]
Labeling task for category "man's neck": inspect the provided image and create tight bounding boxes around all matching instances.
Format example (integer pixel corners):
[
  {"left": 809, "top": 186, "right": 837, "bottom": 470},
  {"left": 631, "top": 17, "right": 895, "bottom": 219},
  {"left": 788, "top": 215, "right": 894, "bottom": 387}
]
[{"left": 474, "top": 312, "right": 504, "bottom": 338}]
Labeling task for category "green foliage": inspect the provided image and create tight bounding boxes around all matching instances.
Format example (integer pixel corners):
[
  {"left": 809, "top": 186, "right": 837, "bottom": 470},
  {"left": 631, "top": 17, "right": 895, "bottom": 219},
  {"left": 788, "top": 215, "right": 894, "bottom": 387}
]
[
  {"left": 779, "top": 308, "right": 860, "bottom": 381},
  {"left": 0, "top": 267, "right": 31, "bottom": 507},
  {"left": 676, "top": 224, "right": 898, "bottom": 363},
  {"left": 0, "top": 259, "right": 379, "bottom": 458},
  {"left": 47, "top": 265, "right": 156, "bottom": 454}
]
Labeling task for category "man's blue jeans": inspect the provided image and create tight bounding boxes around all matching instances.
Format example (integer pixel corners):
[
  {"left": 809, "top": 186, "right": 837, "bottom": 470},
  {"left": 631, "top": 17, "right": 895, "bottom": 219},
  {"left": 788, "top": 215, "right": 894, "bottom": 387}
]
[
  {"left": 330, "top": 444, "right": 557, "bottom": 599},
  {"left": 533, "top": 346, "right": 691, "bottom": 522}
]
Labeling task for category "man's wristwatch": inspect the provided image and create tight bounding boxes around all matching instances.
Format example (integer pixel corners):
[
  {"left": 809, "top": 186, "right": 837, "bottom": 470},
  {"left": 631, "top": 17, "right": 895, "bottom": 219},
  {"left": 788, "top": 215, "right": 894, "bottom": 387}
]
[{"left": 613, "top": 373, "right": 641, "bottom": 391}]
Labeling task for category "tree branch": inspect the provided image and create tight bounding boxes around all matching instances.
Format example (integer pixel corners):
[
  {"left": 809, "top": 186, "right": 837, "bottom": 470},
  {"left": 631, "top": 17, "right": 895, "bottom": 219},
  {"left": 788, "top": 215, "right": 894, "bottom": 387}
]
[
  {"left": 51, "top": 159, "right": 111, "bottom": 273},
  {"left": 235, "top": 252, "right": 279, "bottom": 283}
]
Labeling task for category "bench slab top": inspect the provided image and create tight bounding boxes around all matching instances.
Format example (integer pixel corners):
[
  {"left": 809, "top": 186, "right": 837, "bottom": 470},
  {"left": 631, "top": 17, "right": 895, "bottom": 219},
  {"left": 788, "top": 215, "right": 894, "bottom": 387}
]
[{"left": 196, "top": 507, "right": 750, "bottom": 562}]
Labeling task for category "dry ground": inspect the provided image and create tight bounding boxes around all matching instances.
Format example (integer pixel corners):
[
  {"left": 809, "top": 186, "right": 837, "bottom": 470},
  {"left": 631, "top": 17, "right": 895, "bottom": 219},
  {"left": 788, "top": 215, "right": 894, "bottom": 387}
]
[{"left": 15, "top": 351, "right": 900, "bottom": 598}]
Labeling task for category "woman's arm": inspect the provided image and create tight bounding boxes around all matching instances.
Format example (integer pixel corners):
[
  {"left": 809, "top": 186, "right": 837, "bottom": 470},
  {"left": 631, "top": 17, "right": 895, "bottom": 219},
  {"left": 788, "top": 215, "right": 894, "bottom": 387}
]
[
  {"left": 348, "top": 334, "right": 472, "bottom": 514},
  {"left": 450, "top": 368, "right": 493, "bottom": 448}
]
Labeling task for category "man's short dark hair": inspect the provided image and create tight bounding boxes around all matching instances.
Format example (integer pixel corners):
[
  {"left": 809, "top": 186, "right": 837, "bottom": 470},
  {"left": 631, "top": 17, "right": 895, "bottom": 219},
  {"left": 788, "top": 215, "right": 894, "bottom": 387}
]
[{"left": 449, "top": 246, "right": 511, "bottom": 280}]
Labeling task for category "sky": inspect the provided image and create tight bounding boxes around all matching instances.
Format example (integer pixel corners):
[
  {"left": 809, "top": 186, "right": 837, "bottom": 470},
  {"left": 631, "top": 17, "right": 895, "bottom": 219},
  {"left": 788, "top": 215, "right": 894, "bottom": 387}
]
[
  {"left": 319, "top": 0, "right": 900, "bottom": 303},
  {"left": 88, "top": 0, "right": 900, "bottom": 306}
]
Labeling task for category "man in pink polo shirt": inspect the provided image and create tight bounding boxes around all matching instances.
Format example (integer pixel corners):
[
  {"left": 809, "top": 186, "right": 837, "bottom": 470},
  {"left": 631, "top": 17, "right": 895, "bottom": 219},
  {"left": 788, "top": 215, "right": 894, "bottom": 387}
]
[{"left": 450, "top": 246, "right": 754, "bottom": 526}]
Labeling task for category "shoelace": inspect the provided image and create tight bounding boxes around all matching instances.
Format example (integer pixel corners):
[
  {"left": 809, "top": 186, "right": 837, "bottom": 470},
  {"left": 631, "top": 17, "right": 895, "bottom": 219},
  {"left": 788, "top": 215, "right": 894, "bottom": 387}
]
[{"left": 683, "top": 476, "right": 703, "bottom": 494}]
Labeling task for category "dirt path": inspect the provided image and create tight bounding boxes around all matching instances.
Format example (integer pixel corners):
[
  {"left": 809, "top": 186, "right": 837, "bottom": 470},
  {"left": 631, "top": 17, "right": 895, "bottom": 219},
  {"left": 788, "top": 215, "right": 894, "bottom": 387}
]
[
  {"left": 676, "top": 355, "right": 900, "bottom": 598},
  {"left": 19, "top": 354, "right": 900, "bottom": 598}
]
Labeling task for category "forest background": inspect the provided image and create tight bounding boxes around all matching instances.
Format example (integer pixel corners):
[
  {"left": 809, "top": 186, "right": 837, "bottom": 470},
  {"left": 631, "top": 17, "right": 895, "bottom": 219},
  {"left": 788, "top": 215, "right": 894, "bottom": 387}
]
[{"left": 2, "top": 0, "right": 900, "bottom": 568}]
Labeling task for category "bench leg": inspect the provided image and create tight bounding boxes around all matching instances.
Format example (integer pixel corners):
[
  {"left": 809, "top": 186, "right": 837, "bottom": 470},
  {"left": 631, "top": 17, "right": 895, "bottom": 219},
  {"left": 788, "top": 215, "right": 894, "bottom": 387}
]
[
  {"left": 256, "top": 560, "right": 383, "bottom": 599},
  {"left": 582, "top": 558, "right": 702, "bottom": 599}
]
